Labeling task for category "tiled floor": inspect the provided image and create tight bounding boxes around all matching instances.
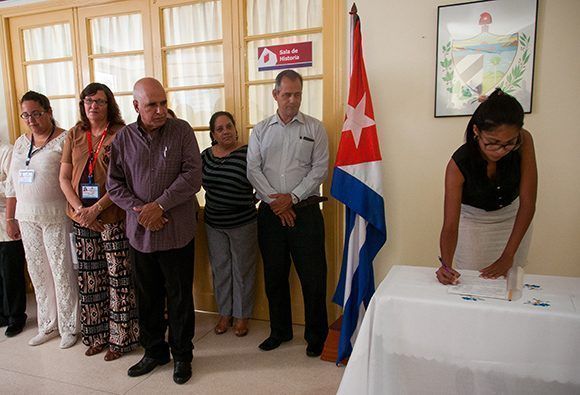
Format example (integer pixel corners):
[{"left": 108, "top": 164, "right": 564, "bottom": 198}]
[{"left": 0, "top": 301, "right": 344, "bottom": 394}]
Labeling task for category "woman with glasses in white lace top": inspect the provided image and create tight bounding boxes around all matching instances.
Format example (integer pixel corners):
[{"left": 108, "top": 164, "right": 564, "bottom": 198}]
[{"left": 5, "top": 91, "right": 79, "bottom": 348}]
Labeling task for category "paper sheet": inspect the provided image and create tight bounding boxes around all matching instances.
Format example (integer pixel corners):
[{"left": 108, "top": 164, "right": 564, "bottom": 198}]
[{"left": 448, "top": 271, "right": 509, "bottom": 300}]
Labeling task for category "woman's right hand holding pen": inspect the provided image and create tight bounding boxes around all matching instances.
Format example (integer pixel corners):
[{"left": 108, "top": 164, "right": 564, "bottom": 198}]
[{"left": 436, "top": 256, "right": 461, "bottom": 285}]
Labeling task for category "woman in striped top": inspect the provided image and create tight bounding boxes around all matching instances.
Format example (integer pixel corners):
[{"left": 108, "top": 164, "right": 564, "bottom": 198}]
[{"left": 202, "top": 111, "right": 257, "bottom": 337}]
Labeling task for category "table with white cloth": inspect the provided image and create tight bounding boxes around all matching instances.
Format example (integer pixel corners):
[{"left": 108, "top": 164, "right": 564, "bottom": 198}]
[{"left": 338, "top": 265, "right": 580, "bottom": 395}]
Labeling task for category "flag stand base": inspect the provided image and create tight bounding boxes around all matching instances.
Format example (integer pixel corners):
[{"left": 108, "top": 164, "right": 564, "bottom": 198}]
[{"left": 320, "top": 315, "right": 349, "bottom": 365}]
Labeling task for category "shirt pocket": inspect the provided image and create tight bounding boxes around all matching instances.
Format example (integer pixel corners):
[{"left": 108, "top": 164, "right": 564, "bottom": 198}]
[{"left": 297, "top": 137, "right": 314, "bottom": 164}]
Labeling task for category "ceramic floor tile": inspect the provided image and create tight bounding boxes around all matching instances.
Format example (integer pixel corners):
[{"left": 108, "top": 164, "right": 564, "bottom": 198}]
[
  {"left": 0, "top": 368, "right": 113, "bottom": 394},
  {"left": 0, "top": 323, "right": 147, "bottom": 394},
  {"left": 127, "top": 320, "right": 343, "bottom": 394},
  {"left": 1, "top": 299, "right": 344, "bottom": 394},
  {"left": 193, "top": 310, "right": 217, "bottom": 342}
]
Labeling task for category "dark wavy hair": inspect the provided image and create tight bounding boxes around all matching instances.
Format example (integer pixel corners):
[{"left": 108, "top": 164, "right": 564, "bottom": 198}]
[
  {"left": 20, "top": 91, "right": 56, "bottom": 127},
  {"left": 77, "top": 83, "right": 124, "bottom": 130},
  {"left": 209, "top": 111, "right": 237, "bottom": 146},
  {"left": 465, "top": 88, "right": 524, "bottom": 147}
]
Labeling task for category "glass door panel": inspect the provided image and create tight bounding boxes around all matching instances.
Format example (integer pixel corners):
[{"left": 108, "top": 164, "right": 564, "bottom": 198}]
[
  {"left": 93, "top": 55, "right": 146, "bottom": 92},
  {"left": 77, "top": 0, "right": 152, "bottom": 124},
  {"left": 162, "top": 1, "right": 222, "bottom": 45},
  {"left": 167, "top": 88, "right": 224, "bottom": 128},
  {"left": 23, "top": 23, "right": 72, "bottom": 61},
  {"left": 115, "top": 95, "right": 138, "bottom": 125},
  {"left": 25, "top": 61, "right": 76, "bottom": 96},
  {"left": 90, "top": 13, "right": 144, "bottom": 54},
  {"left": 15, "top": 14, "right": 78, "bottom": 131},
  {"left": 51, "top": 98, "right": 78, "bottom": 132},
  {"left": 166, "top": 45, "right": 224, "bottom": 87},
  {"left": 246, "top": 0, "right": 323, "bottom": 36}
]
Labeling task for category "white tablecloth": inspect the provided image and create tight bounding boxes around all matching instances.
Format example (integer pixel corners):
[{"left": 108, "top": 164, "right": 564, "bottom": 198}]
[{"left": 338, "top": 265, "right": 580, "bottom": 395}]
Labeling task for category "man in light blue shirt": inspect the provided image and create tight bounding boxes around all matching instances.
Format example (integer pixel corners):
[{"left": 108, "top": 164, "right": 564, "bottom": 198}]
[{"left": 247, "top": 70, "right": 329, "bottom": 357}]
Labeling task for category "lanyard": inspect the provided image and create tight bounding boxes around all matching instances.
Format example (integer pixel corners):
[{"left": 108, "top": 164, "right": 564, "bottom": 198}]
[
  {"left": 26, "top": 125, "right": 56, "bottom": 166},
  {"left": 86, "top": 126, "right": 108, "bottom": 183}
]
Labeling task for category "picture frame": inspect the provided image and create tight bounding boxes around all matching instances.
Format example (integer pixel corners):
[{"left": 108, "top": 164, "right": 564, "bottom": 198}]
[{"left": 435, "top": 0, "right": 538, "bottom": 117}]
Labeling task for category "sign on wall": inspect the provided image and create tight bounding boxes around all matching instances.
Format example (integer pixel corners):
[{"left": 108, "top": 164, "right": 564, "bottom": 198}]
[{"left": 257, "top": 41, "right": 313, "bottom": 72}]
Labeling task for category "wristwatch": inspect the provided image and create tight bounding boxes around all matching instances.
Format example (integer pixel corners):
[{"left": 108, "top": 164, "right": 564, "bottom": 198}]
[{"left": 291, "top": 193, "right": 299, "bottom": 205}]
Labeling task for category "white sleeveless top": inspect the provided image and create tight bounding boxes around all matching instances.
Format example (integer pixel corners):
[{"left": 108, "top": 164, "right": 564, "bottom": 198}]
[{"left": 5, "top": 130, "right": 69, "bottom": 224}]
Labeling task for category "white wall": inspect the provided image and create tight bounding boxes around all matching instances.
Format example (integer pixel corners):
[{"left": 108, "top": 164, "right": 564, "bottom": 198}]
[{"left": 349, "top": 0, "right": 580, "bottom": 281}]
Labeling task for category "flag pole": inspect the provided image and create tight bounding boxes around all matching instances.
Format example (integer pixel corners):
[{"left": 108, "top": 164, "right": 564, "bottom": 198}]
[{"left": 349, "top": 3, "right": 357, "bottom": 77}]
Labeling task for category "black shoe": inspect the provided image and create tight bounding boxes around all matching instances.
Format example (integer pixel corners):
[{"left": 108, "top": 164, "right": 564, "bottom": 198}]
[
  {"left": 306, "top": 343, "right": 324, "bottom": 357},
  {"left": 173, "top": 361, "right": 192, "bottom": 384},
  {"left": 5, "top": 322, "right": 25, "bottom": 337},
  {"left": 127, "top": 356, "right": 170, "bottom": 377},
  {"left": 258, "top": 335, "right": 292, "bottom": 351}
]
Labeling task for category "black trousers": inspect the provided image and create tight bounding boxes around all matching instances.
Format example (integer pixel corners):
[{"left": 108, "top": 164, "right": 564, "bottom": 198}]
[
  {"left": 258, "top": 203, "right": 328, "bottom": 347},
  {"left": 0, "top": 240, "right": 27, "bottom": 325},
  {"left": 130, "top": 239, "right": 195, "bottom": 362}
]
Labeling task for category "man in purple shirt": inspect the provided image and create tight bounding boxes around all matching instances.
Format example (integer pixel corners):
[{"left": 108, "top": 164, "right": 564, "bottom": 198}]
[{"left": 107, "top": 77, "right": 201, "bottom": 385}]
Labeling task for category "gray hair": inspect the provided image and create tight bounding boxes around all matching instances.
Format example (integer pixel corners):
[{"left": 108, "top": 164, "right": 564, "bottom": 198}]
[{"left": 274, "top": 70, "right": 303, "bottom": 92}]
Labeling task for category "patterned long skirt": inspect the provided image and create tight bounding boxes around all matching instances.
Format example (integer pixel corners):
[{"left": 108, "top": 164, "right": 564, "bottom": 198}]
[{"left": 74, "top": 221, "right": 139, "bottom": 353}]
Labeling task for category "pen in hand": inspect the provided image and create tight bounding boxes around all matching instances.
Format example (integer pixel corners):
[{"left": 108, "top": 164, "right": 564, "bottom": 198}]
[{"left": 438, "top": 256, "right": 460, "bottom": 285}]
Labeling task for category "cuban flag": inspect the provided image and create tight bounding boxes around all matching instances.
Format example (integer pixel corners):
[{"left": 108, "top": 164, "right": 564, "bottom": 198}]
[{"left": 330, "top": 3, "right": 387, "bottom": 364}]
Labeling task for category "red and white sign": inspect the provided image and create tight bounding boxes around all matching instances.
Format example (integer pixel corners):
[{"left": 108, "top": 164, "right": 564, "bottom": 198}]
[{"left": 257, "top": 41, "right": 313, "bottom": 72}]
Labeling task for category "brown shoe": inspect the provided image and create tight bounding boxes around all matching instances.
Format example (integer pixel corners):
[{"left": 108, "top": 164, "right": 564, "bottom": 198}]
[
  {"left": 85, "top": 343, "right": 106, "bottom": 356},
  {"left": 234, "top": 318, "right": 249, "bottom": 337},
  {"left": 214, "top": 316, "right": 233, "bottom": 335},
  {"left": 104, "top": 349, "right": 123, "bottom": 361}
]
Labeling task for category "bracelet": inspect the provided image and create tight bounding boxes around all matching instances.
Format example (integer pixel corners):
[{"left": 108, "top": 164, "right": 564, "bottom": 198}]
[
  {"left": 6, "top": 218, "right": 17, "bottom": 222},
  {"left": 157, "top": 202, "right": 165, "bottom": 212},
  {"left": 95, "top": 202, "right": 104, "bottom": 212}
]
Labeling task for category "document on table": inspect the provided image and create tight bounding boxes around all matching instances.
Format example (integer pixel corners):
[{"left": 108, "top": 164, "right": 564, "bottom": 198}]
[{"left": 448, "top": 271, "right": 509, "bottom": 300}]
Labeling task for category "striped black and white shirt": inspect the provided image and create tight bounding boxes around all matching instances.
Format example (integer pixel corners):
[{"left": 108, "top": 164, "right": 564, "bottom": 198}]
[{"left": 201, "top": 145, "right": 257, "bottom": 229}]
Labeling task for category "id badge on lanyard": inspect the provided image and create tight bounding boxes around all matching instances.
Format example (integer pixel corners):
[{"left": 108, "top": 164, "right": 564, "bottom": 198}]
[
  {"left": 80, "top": 183, "right": 100, "bottom": 199},
  {"left": 18, "top": 169, "right": 35, "bottom": 184},
  {"left": 81, "top": 128, "right": 107, "bottom": 200},
  {"left": 20, "top": 127, "right": 55, "bottom": 184}
]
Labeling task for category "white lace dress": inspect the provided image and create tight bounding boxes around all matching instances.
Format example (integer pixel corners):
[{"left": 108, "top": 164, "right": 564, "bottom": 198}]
[{"left": 5, "top": 131, "right": 79, "bottom": 336}]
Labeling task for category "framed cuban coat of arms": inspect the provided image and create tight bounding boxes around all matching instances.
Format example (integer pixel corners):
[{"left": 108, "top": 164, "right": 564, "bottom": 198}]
[{"left": 435, "top": 0, "right": 538, "bottom": 117}]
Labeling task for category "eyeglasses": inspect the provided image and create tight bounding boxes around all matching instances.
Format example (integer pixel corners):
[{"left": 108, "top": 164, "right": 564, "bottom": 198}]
[
  {"left": 20, "top": 111, "right": 46, "bottom": 120},
  {"left": 479, "top": 133, "right": 522, "bottom": 152},
  {"left": 83, "top": 98, "right": 108, "bottom": 107}
]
